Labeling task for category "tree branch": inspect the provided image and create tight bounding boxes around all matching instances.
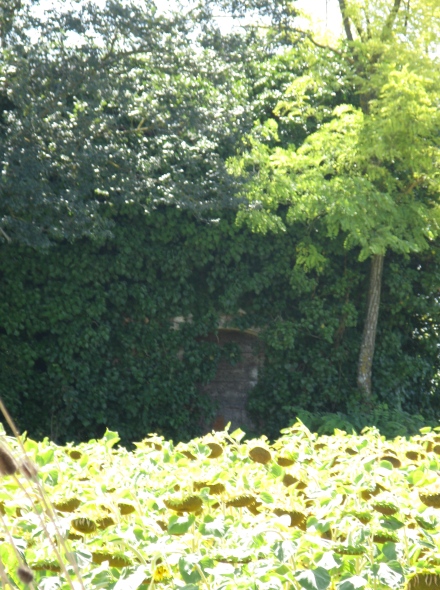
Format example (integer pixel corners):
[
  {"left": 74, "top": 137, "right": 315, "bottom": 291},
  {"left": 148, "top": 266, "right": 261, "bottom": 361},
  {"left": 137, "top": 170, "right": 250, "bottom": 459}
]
[
  {"left": 381, "top": 0, "right": 402, "bottom": 40},
  {"left": 101, "top": 30, "right": 120, "bottom": 63},
  {"left": 353, "top": 21, "right": 364, "bottom": 40},
  {"left": 0, "top": 227, "right": 12, "bottom": 243},
  {"left": 238, "top": 23, "right": 346, "bottom": 57},
  {"left": 362, "top": 5, "right": 372, "bottom": 39},
  {"left": 338, "top": 0, "right": 354, "bottom": 41},
  {"left": 403, "top": 175, "right": 425, "bottom": 194},
  {"left": 288, "top": 28, "right": 344, "bottom": 58}
]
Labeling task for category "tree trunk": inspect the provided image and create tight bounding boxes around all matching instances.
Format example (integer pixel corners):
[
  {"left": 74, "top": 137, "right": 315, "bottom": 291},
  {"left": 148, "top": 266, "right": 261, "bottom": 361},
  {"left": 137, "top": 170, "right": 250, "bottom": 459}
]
[{"left": 357, "top": 254, "right": 384, "bottom": 403}]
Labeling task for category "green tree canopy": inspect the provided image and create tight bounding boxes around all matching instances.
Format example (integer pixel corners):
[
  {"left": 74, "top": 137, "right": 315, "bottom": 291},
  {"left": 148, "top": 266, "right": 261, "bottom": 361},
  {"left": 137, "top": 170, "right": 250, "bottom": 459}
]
[{"left": 0, "top": 0, "right": 260, "bottom": 247}]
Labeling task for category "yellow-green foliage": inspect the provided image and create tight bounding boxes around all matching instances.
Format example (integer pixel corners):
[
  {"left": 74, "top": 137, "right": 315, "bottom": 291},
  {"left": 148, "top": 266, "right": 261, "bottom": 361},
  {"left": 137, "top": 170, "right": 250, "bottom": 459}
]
[{"left": 3, "top": 422, "right": 440, "bottom": 588}]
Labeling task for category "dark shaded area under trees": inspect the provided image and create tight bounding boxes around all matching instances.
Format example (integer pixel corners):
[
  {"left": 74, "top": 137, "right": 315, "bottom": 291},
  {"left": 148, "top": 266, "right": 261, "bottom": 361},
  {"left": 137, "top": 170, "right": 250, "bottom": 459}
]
[{"left": 1, "top": 0, "right": 440, "bottom": 445}]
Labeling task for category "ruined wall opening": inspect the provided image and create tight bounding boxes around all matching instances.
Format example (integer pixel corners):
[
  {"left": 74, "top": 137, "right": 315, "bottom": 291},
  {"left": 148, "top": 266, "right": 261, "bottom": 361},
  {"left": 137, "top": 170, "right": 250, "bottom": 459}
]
[{"left": 199, "top": 328, "right": 264, "bottom": 434}]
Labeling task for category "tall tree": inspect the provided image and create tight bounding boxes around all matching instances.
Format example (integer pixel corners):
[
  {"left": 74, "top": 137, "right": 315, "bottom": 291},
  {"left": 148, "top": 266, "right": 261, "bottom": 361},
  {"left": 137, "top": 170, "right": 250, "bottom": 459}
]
[{"left": 229, "top": 0, "right": 440, "bottom": 404}]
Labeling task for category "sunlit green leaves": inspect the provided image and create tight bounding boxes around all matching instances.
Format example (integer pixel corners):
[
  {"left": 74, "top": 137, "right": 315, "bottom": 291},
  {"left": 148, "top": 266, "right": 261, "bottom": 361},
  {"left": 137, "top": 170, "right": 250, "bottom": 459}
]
[
  {"left": 371, "top": 561, "right": 404, "bottom": 588},
  {"left": 179, "top": 555, "right": 203, "bottom": 584},
  {"left": 4, "top": 422, "right": 440, "bottom": 588},
  {"left": 295, "top": 566, "right": 331, "bottom": 590},
  {"left": 229, "top": 0, "right": 440, "bottom": 261},
  {"left": 337, "top": 575, "right": 368, "bottom": 590},
  {"left": 102, "top": 429, "right": 121, "bottom": 449},
  {"left": 168, "top": 514, "right": 196, "bottom": 535},
  {"left": 272, "top": 540, "right": 297, "bottom": 563},
  {"left": 199, "top": 515, "right": 227, "bottom": 538}
]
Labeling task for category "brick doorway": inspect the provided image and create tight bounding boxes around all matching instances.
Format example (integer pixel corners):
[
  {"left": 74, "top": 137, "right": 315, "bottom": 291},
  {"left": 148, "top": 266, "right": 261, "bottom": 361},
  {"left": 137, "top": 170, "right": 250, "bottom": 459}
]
[{"left": 200, "top": 329, "right": 263, "bottom": 434}]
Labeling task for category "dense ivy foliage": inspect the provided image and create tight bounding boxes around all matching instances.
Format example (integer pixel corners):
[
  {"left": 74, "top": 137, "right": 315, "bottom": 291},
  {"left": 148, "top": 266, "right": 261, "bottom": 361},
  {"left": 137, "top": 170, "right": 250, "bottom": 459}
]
[
  {"left": 1, "top": 207, "right": 439, "bottom": 445},
  {"left": 249, "top": 246, "right": 440, "bottom": 439}
]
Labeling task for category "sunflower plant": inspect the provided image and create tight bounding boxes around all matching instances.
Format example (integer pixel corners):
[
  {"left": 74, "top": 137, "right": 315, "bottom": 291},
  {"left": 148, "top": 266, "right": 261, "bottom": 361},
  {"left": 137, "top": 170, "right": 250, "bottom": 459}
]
[{"left": 1, "top": 402, "right": 440, "bottom": 588}]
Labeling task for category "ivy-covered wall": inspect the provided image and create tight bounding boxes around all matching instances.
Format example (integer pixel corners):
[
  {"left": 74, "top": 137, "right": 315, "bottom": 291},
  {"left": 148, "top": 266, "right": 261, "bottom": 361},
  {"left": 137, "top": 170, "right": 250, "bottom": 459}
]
[{"left": 1, "top": 207, "right": 439, "bottom": 445}]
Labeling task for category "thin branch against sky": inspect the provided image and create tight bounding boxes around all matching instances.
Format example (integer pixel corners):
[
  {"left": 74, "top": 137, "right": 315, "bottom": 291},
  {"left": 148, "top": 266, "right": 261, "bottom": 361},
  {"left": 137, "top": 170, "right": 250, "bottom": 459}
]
[
  {"left": 295, "top": 0, "right": 343, "bottom": 40},
  {"left": 29, "top": 0, "right": 344, "bottom": 35}
]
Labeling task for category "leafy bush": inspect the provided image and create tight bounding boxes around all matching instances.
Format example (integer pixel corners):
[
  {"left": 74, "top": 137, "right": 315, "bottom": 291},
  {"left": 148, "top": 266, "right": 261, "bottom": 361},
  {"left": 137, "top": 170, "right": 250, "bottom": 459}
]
[{"left": 283, "top": 404, "right": 435, "bottom": 440}]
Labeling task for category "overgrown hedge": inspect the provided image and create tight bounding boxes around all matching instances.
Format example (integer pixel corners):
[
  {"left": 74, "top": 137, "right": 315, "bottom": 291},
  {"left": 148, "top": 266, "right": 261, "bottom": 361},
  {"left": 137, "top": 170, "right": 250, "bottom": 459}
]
[{"left": 1, "top": 207, "right": 439, "bottom": 444}]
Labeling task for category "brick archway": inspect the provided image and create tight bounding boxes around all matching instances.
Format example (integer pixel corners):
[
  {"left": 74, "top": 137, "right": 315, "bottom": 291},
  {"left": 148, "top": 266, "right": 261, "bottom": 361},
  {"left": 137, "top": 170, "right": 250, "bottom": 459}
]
[{"left": 200, "top": 329, "right": 263, "bottom": 434}]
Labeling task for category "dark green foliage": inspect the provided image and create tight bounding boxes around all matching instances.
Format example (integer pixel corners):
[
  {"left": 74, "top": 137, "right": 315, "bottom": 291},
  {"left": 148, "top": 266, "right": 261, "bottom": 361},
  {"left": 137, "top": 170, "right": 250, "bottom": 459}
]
[
  {"left": 1, "top": 207, "right": 440, "bottom": 444},
  {"left": 0, "top": 210, "right": 218, "bottom": 443},
  {"left": 0, "top": 0, "right": 253, "bottom": 248},
  {"left": 284, "top": 405, "right": 434, "bottom": 440},
  {"left": 248, "top": 245, "right": 440, "bottom": 439}
]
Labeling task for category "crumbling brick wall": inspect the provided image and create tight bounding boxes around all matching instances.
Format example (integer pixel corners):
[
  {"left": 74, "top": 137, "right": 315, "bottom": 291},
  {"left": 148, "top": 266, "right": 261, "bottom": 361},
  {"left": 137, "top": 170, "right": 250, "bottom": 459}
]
[{"left": 200, "top": 329, "right": 263, "bottom": 434}]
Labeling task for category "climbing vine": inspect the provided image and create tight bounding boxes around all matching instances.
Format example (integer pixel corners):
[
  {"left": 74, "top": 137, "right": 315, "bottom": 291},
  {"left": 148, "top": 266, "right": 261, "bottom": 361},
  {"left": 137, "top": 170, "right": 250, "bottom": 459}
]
[{"left": 1, "top": 208, "right": 439, "bottom": 444}]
